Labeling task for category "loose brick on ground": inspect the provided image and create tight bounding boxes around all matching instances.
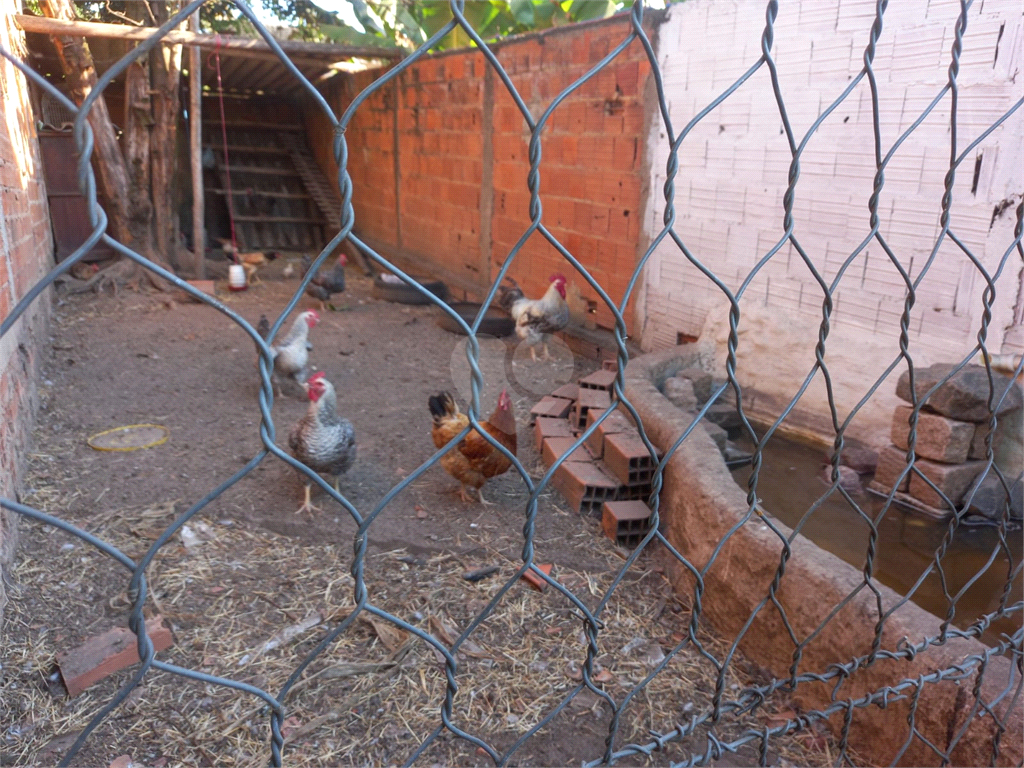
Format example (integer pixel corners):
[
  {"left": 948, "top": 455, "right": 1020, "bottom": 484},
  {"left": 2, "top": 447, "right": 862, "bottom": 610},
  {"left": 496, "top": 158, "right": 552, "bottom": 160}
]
[
  {"left": 551, "top": 460, "right": 623, "bottom": 516},
  {"left": 579, "top": 369, "right": 617, "bottom": 391},
  {"left": 542, "top": 436, "right": 594, "bottom": 467},
  {"left": 583, "top": 407, "right": 632, "bottom": 458},
  {"left": 58, "top": 615, "right": 174, "bottom": 697},
  {"left": 520, "top": 563, "right": 553, "bottom": 592},
  {"left": 530, "top": 395, "right": 573, "bottom": 423},
  {"left": 603, "top": 430, "right": 659, "bottom": 486},
  {"left": 571, "top": 387, "right": 612, "bottom": 428},
  {"left": 890, "top": 405, "right": 973, "bottom": 464},
  {"left": 551, "top": 383, "right": 579, "bottom": 401},
  {"left": 602, "top": 500, "right": 652, "bottom": 547},
  {"left": 534, "top": 416, "right": 574, "bottom": 452}
]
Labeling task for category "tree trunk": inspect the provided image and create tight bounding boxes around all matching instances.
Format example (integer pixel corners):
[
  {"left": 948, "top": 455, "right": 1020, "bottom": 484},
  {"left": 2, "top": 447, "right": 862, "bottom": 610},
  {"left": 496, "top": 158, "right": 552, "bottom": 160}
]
[
  {"left": 124, "top": 59, "right": 153, "bottom": 245},
  {"left": 149, "top": 0, "right": 183, "bottom": 263},
  {"left": 39, "top": 0, "right": 132, "bottom": 246},
  {"left": 40, "top": 0, "right": 171, "bottom": 291}
]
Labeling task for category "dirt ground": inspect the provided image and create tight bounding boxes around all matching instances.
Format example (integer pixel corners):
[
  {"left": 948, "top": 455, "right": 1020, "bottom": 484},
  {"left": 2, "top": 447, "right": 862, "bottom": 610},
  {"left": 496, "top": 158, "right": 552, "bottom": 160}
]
[{"left": 0, "top": 264, "right": 844, "bottom": 767}]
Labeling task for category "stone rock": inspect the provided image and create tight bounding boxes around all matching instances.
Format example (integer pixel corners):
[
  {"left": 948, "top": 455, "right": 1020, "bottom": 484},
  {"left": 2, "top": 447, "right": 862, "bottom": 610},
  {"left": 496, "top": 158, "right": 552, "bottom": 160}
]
[
  {"left": 662, "top": 377, "right": 698, "bottom": 411},
  {"left": 968, "top": 408, "right": 1023, "bottom": 480},
  {"left": 700, "top": 418, "right": 727, "bottom": 452},
  {"left": 819, "top": 464, "right": 863, "bottom": 495},
  {"left": 723, "top": 440, "right": 753, "bottom": 465},
  {"left": 705, "top": 401, "right": 742, "bottom": 432},
  {"left": 874, "top": 444, "right": 911, "bottom": 492},
  {"left": 890, "top": 405, "right": 974, "bottom": 464},
  {"left": 675, "top": 367, "right": 712, "bottom": 403},
  {"left": 829, "top": 440, "right": 878, "bottom": 475},
  {"left": 964, "top": 473, "right": 1023, "bottom": 521},
  {"left": 908, "top": 458, "right": 986, "bottom": 510},
  {"left": 895, "top": 364, "right": 1022, "bottom": 422}
]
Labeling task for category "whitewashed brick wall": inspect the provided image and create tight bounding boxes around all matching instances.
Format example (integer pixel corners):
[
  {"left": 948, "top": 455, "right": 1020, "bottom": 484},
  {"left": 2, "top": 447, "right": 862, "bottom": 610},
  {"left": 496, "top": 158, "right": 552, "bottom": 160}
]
[{"left": 638, "top": 0, "right": 1023, "bottom": 446}]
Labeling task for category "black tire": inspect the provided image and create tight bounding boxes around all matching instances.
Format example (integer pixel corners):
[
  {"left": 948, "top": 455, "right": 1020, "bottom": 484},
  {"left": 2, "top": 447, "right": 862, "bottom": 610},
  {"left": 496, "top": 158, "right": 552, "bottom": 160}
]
[
  {"left": 372, "top": 274, "right": 449, "bottom": 305},
  {"left": 436, "top": 302, "right": 516, "bottom": 337}
]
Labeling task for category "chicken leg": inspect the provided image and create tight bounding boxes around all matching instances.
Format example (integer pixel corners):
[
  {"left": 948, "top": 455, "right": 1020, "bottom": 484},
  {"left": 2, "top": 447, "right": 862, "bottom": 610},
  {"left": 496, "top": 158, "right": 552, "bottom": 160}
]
[
  {"left": 295, "top": 483, "right": 321, "bottom": 515},
  {"left": 476, "top": 486, "right": 493, "bottom": 506}
]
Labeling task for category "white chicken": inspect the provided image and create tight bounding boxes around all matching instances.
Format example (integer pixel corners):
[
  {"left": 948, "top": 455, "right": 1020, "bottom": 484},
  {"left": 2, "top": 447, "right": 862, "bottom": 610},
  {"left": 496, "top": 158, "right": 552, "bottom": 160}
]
[
  {"left": 499, "top": 274, "right": 570, "bottom": 362},
  {"left": 255, "top": 309, "right": 320, "bottom": 395}
]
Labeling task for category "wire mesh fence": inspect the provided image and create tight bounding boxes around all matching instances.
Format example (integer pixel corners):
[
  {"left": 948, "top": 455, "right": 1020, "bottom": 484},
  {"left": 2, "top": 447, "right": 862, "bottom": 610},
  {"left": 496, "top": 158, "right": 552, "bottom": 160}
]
[{"left": 1, "top": 0, "right": 1022, "bottom": 766}]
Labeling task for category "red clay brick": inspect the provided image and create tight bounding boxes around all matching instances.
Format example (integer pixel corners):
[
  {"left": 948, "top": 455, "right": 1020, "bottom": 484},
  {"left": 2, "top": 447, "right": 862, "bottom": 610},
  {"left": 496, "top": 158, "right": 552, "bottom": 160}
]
[
  {"left": 520, "top": 563, "right": 553, "bottom": 592},
  {"left": 603, "top": 431, "right": 659, "bottom": 486},
  {"left": 530, "top": 395, "right": 573, "bottom": 423},
  {"left": 583, "top": 407, "right": 633, "bottom": 458},
  {"left": 580, "top": 369, "right": 617, "bottom": 391},
  {"left": 534, "top": 416, "right": 574, "bottom": 452},
  {"left": 551, "top": 459, "right": 623, "bottom": 516},
  {"left": 551, "top": 383, "right": 579, "bottom": 401},
  {"left": 571, "top": 387, "right": 612, "bottom": 429},
  {"left": 602, "top": 500, "right": 652, "bottom": 546},
  {"left": 542, "top": 436, "right": 593, "bottom": 467},
  {"left": 58, "top": 616, "right": 174, "bottom": 697}
]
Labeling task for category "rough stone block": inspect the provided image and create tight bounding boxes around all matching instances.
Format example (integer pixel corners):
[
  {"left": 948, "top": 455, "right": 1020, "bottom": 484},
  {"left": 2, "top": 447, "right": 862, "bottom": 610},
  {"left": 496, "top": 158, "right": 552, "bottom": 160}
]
[
  {"left": 675, "top": 367, "right": 712, "bottom": 403},
  {"left": 873, "top": 444, "right": 911, "bottom": 492},
  {"left": 705, "top": 401, "right": 742, "bottom": 433},
  {"left": 908, "top": 458, "right": 986, "bottom": 510},
  {"left": 896, "top": 363, "right": 1022, "bottom": 422},
  {"left": 602, "top": 500, "right": 652, "bottom": 547},
  {"left": 534, "top": 416, "right": 573, "bottom": 453},
  {"left": 964, "top": 472, "right": 1023, "bottom": 521},
  {"left": 603, "top": 431, "right": 659, "bottom": 486},
  {"left": 890, "top": 405, "right": 974, "bottom": 464},
  {"left": 530, "top": 396, "right": 572, "bottom": 423},
  {"left": 542, "top": 436, "right": 593, "bottom": 467},
  {"left": 579, "top": 369, "right": 617, "bottom": 391},
  {"left": 662, "top": 377, "right": 698, "bottom": 411},
  {"left": 58, "top": 616, "right": 174, "bottom": 697},
  {"left": 571, "top": 387, "right": 612, "bottom": 429},
  {"left": 701, "top": 418, "right": 728, "bottom": 452},
  {"left": 551, "top": 460, "right": 623, "bottom": 516}
]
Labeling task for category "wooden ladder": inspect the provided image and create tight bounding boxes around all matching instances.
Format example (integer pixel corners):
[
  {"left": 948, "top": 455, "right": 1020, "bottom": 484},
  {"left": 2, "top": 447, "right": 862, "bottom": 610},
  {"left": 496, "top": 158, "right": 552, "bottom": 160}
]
[{"left": 281, "top": 133, "right": 372, "bottom": 274}]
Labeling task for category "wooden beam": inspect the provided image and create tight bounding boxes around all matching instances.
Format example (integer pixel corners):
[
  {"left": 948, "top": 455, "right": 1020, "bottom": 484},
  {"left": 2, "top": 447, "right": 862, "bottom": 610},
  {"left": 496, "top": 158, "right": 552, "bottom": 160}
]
[
  {"left": 231, "top": 215, "right": 324, "bottom": 224},
  {"left": 189, "top": 9, "right": 204, "bottom": 278},
  {"left": 203, "top": 143, "right": 290, "bottom": 156},
  {"left": 221, "top": 165, "right": 300, "bottom": 176},
  {"left": 14, "top": 14, "right": 404, "bottom": 60},
  {"left": 205, "top": 188, "right": 313, "bottom": 200}
]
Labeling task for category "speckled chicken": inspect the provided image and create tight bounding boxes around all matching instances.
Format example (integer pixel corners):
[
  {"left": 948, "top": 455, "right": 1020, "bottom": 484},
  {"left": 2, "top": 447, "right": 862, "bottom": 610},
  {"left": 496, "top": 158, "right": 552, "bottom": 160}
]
[
  {"left": 288, "top": 372, "right": 356, "bottom": 515},
  {"left": 499, "top": 274, "right": 570, "bottom": 362},
  {"left": 301, "top": 253, "right": 347, "bottom": 311}
]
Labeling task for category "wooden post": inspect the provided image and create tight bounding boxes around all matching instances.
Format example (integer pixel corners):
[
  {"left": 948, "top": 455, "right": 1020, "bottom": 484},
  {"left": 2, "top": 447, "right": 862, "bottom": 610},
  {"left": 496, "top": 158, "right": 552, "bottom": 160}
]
[{"left": 189, "top": 9, "right": 204, "bottom": 278}]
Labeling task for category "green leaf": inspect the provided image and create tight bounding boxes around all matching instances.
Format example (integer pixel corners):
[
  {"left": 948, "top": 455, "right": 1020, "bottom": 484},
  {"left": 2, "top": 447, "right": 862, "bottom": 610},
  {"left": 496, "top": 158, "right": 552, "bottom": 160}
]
[
  {"left": 567, "top": 0, "right": 616, "bottom": 22},
  {"left": 509, "top": 0, "right": 535, "bottom": 26}
]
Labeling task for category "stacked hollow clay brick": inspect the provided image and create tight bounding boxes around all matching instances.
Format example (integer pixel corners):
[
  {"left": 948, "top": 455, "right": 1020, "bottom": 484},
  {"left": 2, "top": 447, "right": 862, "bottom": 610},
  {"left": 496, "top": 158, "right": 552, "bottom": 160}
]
[
  {"left": 869, "top": 363, "right": 1023, "bottom": 519},
  {"left": 531, "top": 362, "right": 660, "bottom": 548}
]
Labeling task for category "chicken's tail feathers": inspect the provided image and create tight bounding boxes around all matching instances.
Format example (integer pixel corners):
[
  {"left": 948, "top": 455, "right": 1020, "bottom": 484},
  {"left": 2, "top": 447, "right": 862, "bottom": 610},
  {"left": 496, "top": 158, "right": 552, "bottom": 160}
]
[{"left": 428, "top": 391, "right": 458, "bottom": 425}]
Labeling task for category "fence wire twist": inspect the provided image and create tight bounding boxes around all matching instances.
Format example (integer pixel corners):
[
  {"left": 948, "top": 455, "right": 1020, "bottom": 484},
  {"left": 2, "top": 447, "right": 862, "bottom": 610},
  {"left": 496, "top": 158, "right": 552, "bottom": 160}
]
[{"left": 2, "top": 0, "right": 1023, "bottom": 765}]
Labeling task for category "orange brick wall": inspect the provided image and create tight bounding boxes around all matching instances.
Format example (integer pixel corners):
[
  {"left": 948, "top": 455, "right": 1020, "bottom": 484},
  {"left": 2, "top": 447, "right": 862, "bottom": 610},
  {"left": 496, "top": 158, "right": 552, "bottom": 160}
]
[
  {"left": 1, "top": 1, "right": 55, "bottom": 623},
  {"left": 305, "top": 14, "right": 661, "bottom": 332}
]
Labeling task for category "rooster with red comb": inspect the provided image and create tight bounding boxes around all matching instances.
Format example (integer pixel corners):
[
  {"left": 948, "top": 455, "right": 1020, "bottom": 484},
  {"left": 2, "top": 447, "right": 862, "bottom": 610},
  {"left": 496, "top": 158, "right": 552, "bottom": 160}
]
[
  {"left": 498, "top": 274, "right": 571, "bottom": 362},
  {"left": 288, "top": 372, "right": 356, "bottom": 515}
]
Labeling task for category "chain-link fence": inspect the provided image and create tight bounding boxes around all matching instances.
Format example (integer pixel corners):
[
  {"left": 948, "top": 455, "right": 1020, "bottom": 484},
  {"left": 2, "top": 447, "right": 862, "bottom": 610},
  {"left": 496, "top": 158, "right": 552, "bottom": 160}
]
[{"left": 1, "top": 0, "right": 1022, "bottom": 765}]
